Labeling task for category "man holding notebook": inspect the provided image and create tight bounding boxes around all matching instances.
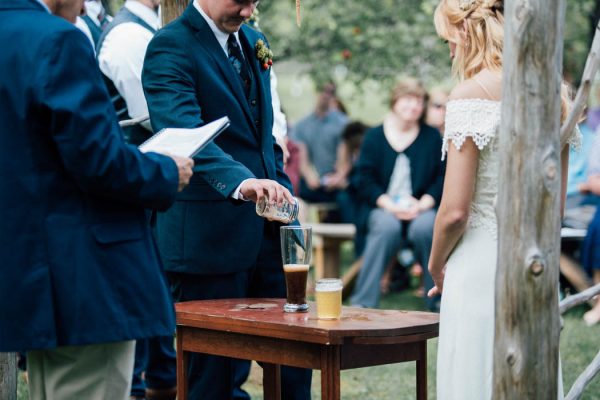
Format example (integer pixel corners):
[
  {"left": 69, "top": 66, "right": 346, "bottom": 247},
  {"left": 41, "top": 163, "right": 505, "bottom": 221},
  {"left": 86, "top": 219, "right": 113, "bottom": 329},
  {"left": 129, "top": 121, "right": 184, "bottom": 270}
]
[
  {"left": 0, "top": 0, "right": 194, "bottom": 398},
  {"left": 142, "top": 0, "right": 312, "bottom": 399}
]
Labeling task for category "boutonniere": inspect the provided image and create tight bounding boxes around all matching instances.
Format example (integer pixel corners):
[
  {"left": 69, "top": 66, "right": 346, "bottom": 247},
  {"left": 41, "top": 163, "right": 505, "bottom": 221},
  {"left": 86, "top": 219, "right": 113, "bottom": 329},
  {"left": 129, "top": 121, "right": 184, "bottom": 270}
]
[{"left": 255, "top": 40, "right": 273, "bottom": 71}]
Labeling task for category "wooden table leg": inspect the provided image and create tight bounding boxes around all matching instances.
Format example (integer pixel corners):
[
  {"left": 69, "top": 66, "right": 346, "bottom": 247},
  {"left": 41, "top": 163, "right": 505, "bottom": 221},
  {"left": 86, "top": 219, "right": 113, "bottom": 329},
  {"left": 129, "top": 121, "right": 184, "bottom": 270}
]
[
  {"left": 416, "top": 341, "right": 427, "bottom": 400},
  {"left": 320, "top": 346, "right": 341, "bottom": 400},
  {"left": 262, "top": 363, "right": 281, "bottom": 400},
  {"left": 176, "top": 328, "right": 189, "bottom": 400}
]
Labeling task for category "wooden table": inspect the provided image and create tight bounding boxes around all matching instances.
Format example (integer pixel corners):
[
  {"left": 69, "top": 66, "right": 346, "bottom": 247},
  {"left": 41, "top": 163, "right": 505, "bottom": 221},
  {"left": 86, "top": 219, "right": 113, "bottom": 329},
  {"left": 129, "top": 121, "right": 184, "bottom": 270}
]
[{"left": 175, "top": 298, "right": 439, "bottom": 400}]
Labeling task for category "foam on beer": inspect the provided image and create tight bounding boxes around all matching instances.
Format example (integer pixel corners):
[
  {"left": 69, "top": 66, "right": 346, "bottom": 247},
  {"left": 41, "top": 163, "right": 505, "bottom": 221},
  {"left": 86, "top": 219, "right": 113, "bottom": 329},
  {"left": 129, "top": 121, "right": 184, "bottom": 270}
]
[{"left": 283, "top": 264, "right": 310, "bottom": 272}]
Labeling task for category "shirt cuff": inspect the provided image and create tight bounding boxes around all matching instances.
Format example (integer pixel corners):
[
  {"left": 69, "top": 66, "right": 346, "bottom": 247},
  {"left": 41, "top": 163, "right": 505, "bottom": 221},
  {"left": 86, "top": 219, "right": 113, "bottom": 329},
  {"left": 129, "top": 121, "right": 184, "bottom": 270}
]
[{"left": 232, "top": 179, "right": 252, "bottom": 201}]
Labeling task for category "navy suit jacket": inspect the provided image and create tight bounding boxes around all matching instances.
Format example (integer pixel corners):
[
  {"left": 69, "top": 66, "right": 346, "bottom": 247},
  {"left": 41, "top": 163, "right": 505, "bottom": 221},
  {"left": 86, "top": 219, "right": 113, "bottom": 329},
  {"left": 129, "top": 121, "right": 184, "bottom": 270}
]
[
  {"left": 143, "top": 5, "right": 292, "bottom": 275},
  {"left": 0, "top": 0, "right": 179, "bottom": 351}
]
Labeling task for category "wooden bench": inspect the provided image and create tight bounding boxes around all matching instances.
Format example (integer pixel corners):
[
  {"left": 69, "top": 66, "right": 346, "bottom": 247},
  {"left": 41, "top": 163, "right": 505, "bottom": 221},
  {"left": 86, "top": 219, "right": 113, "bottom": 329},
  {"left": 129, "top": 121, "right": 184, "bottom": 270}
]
[
  {"left": 560, "top": 227, "right": 591, "bottom": 293},
  {"left": 311, "top": 223, "right": 356, "bottom": 280}
]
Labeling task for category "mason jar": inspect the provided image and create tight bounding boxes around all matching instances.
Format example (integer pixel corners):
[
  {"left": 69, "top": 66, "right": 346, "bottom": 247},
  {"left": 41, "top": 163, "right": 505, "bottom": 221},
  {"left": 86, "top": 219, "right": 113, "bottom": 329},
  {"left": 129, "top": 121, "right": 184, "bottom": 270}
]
[{"left": 256, "top": 196, "right": 299, "bottom": 224}]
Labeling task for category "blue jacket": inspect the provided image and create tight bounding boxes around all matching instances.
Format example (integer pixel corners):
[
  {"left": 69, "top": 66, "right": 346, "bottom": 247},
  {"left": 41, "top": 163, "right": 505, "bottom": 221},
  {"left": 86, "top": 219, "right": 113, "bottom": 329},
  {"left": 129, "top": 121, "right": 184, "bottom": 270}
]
[
  {"left": 142, "top": 4, "right": 292, "bottom": 275},
  {"left": 0, "top": 0, "right": 179, "bottom": 351}
]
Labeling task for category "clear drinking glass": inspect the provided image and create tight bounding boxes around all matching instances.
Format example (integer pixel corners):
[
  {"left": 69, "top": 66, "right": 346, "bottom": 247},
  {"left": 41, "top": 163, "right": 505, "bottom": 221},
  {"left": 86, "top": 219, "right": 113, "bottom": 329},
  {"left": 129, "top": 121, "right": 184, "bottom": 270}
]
[
  {"left": 315, "top": 278, "right": 343, "bottom": 320},
  {"left": 280, "top": 226, "right": 312, "bottom": 312}
]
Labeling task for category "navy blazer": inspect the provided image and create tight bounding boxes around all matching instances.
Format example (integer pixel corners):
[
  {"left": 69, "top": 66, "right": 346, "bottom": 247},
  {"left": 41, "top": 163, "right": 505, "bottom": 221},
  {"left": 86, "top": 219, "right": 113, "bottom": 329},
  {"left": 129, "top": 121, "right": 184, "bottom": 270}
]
[
  {"left": 143, "top": 5, "right": 292, "bottom": 275},
  {"left": 0, "top": 0, "right": 179, "bottom": 351}
]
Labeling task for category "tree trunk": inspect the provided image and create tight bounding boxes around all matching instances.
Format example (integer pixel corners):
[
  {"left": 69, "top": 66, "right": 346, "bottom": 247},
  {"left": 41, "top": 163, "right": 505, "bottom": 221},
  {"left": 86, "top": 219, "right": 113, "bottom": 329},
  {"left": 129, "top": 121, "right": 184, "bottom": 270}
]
[
  {"left": 161, "top": 0, "right": 188, "bottom": 26},
  {"left": 493, "top": 1, "right": 566, "bottom": 399},
  {"left": 0, "top": 353, "right": 17, "bottom": 400}
]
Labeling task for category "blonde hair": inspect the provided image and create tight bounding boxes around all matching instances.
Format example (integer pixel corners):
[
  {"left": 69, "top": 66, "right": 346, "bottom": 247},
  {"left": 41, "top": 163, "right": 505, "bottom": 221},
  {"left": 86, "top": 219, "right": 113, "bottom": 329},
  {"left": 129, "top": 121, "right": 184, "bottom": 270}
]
[
  {"left": 434, "top": 0, "right": 504, "bottom": 81},
  {"left": 435, "top": 0, "right": 576, "bottom": 124}
]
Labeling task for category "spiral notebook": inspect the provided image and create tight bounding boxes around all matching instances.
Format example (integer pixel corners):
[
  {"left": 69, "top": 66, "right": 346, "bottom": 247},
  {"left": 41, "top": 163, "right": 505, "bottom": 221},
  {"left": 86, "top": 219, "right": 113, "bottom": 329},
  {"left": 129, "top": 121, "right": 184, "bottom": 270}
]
[{"left": 139, "top": 116, "right": 230, "bottom": 158}]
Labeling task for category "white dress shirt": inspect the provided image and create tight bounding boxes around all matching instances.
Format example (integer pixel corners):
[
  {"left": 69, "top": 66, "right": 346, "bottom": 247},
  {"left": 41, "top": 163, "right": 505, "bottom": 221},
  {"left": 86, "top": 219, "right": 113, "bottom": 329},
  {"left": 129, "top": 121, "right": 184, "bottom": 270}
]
[
  {"left": 98, "top": 1, "right": 159, "bottom": 130},
  {"left": 75, "top": 16, "right": 95, "bottom": 50}
]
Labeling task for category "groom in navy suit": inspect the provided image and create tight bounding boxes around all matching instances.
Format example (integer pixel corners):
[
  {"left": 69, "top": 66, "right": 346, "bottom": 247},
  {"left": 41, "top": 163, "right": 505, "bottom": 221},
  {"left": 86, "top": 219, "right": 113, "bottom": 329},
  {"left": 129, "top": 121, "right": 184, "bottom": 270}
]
[{"left": 142, "top": 0, "right": 312, "bottom": 399}]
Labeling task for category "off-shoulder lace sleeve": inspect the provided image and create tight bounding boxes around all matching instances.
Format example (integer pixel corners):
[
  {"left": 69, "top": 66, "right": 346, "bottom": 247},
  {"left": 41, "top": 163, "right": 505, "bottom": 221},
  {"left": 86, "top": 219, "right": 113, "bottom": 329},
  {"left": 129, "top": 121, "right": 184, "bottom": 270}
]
[
  {"left": 441, "top": 99, "right": 502, "bottom": 160},
  {"left": 567, "top": 124, "right": 583, "bottom": 152}
]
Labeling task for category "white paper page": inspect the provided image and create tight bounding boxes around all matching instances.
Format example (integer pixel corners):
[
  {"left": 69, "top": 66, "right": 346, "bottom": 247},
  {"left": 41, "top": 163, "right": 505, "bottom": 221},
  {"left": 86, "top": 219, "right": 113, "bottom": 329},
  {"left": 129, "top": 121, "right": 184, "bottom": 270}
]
[{"left": 139, "top": 117, "right": 229, "bottom": 158}]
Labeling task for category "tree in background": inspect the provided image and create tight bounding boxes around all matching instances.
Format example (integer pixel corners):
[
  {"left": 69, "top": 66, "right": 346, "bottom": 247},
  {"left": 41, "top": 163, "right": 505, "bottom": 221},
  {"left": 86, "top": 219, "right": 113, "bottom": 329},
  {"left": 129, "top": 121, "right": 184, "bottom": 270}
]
[{"left": 259, "top": 0, "right": 599, "bottom": 88}]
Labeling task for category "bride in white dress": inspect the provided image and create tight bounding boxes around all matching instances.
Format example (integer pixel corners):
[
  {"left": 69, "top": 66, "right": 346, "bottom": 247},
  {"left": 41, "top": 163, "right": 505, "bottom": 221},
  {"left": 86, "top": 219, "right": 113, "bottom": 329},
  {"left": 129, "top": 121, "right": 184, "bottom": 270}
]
[{"left": 427, "top": 1, "right": 581, "bottom": 399}]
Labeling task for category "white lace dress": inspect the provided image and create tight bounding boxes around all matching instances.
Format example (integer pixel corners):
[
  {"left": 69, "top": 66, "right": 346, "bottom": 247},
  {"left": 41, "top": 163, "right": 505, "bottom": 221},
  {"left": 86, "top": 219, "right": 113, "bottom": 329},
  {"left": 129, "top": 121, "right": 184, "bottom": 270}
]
[{"left": 436, "top": 99, "right": 581, "bottom": 400}]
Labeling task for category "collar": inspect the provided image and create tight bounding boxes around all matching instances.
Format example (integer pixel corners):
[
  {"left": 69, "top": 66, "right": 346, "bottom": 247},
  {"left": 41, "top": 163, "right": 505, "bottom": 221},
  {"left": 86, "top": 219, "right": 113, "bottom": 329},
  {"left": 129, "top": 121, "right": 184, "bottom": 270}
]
[
  {"left": 35, "top": 0, "right": 50, "bottom": 12},
  {"left": 193, "top": 0, "right": 240, "bottom": 56},
  {"left": 124, "top": 0, "right": 159, "bottom": 30}
]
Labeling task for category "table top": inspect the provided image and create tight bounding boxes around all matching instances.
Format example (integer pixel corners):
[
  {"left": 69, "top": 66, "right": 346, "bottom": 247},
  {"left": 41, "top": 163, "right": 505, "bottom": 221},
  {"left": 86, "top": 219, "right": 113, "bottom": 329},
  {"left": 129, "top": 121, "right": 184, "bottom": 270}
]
[{"left": 176, "top": 298, "right": 439, "bottom": 345}]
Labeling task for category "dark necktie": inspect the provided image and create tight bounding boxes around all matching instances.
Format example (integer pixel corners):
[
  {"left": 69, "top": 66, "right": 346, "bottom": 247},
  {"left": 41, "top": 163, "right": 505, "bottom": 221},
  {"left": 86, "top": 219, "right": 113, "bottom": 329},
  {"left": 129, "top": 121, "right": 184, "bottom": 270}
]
[
  {"left": 97, "top": 8, "right": 109, "bottom": 30},
  {"left": 227, "top": 34, "right": 251, "bottom": 95}
]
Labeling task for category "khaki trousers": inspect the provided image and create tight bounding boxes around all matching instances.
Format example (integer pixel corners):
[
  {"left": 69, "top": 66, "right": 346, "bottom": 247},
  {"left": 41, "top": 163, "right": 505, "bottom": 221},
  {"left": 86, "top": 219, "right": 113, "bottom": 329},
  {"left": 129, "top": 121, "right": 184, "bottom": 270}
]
[{"left": 28, "top": 340, "right": 135, "bottom": 400}]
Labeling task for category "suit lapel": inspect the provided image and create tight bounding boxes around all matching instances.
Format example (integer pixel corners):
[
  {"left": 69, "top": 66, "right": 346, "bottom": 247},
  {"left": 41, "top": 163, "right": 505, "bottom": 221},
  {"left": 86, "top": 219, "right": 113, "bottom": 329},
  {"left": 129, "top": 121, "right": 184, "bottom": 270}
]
[{"left": 182, "top": 6, "right": 256, "bottom": 132}]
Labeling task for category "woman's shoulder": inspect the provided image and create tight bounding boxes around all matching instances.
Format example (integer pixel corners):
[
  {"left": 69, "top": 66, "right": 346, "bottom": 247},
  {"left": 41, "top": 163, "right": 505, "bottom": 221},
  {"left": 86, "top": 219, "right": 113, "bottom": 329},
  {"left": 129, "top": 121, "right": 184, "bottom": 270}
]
[{"left": 448, "top": 70, "right": 502, "bottom": 103}]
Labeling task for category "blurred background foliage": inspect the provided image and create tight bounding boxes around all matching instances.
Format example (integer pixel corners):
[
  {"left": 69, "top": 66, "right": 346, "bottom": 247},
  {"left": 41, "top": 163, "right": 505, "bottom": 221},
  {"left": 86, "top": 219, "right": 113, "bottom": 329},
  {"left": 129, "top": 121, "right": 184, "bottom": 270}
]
[
  {"left": 102, "top": 0, "right": 600, "bottom": 122},
  {"left": 257, "top": 0, "right": 599, "bottom": 87}
]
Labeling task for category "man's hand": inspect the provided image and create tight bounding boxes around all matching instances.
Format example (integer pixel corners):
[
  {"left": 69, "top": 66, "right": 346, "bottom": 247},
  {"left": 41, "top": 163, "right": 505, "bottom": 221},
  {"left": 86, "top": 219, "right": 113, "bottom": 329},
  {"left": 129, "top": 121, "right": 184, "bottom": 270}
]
[
  {"left": 167, "top": 155, "right": 194, "bottom": 192},
  {"left": 240, "top": 178, "right": 294, "bottom": 205}
]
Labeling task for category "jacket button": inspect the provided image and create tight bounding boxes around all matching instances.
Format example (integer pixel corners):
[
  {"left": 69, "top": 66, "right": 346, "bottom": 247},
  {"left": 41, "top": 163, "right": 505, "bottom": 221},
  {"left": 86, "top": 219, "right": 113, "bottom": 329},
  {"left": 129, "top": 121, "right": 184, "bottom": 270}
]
[{"left": 251, "top": 99, "right": 257, "bottom": 106}]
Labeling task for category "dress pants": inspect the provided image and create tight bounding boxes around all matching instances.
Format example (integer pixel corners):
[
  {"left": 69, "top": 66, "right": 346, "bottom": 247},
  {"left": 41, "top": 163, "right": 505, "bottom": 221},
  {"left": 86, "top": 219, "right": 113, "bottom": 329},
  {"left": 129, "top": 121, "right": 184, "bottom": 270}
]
[
  {"left": 168, "top": 223, "right": 312, "bottom": 400},
  {"left": 350, "top": 208, "right": 439, "bottom": 310},
  {"left": 27, "top": 341, "right": 135, "bottom": 400},
  {"left": 130, "top": 335, "right": 177, "bottom": 397}
]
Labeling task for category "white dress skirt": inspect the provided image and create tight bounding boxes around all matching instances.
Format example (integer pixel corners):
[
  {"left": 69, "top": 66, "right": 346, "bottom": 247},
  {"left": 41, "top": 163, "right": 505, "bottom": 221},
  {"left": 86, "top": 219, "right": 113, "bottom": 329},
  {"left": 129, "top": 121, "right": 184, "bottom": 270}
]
[{"left": 435, "top": 99, "right": 576, "bottom": 399}]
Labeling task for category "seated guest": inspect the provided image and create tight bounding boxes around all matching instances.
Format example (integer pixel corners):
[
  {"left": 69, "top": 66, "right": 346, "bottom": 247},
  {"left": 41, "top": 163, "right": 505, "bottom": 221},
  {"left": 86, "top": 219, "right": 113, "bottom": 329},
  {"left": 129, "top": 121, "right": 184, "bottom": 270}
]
[
  {"left": 291, "top": 82, "right": 349, "bottom": 204},
  {"left": 581, "top": 134, "right": 600, "bottom": 326},
  {"left": 349, "top": 79, "right": 445, "bottom": 311}
]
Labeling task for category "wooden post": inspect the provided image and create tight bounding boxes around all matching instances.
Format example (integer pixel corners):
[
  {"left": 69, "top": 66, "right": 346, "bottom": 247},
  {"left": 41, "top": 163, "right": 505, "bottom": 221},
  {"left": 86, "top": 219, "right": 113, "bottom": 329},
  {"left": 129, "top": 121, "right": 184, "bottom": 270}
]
[
  {"left": 161, "top": 0, "right": 188, "bottom": 26},
  {"left": 0, "top": 353, "right": 17, "bottom": 400},
  {"left": 493, "top": 1, "right": 566, "bottom": 398}
]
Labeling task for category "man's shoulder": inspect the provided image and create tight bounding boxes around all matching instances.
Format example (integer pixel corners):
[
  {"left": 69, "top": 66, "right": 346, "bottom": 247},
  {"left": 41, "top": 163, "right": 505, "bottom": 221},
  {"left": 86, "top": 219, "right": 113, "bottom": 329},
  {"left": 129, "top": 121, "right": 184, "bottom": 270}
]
[
  {"left": 241, "top": 24, "right": 266, "bottom": 43},
  {"left": 152, "top": 13, "right": 191, "bottom": 41},
  {"left": 17, "top": 9, "right": 79, "bottom": 38},
  {"left": 6, "top": 12, "right": 90, "bottom": 58}
]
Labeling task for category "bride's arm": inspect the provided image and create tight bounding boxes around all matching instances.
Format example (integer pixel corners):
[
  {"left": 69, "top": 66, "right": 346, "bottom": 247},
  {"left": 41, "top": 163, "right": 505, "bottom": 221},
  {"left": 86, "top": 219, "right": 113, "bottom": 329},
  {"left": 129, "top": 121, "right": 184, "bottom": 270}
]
[{"left": 428, "top": 138, "right": 479, "bottom": 296}]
